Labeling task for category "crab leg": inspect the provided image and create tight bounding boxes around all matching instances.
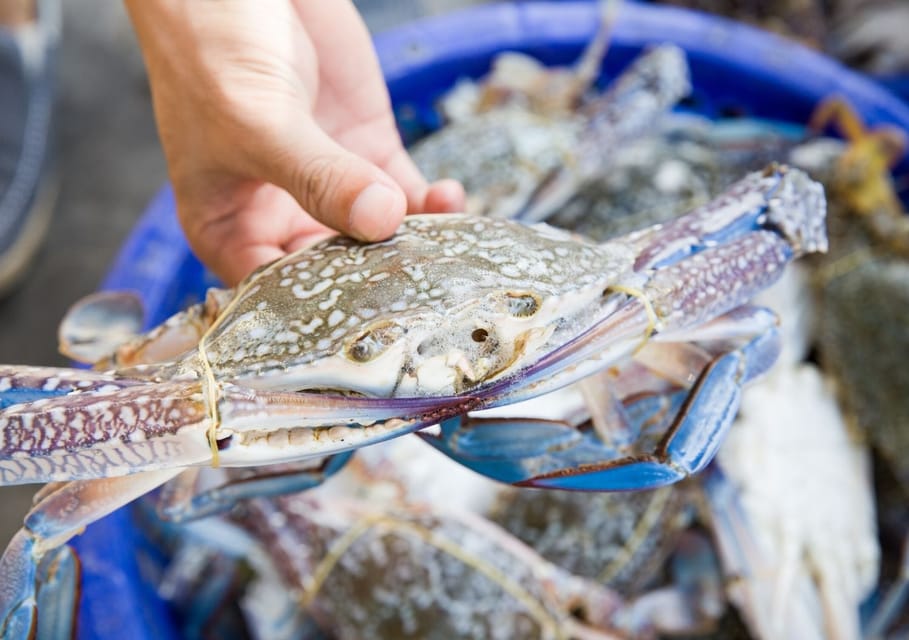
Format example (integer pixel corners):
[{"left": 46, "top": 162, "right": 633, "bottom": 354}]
[
  {"left": 701, "top": 469, "right": 832, "bottom": 640},
  {"left": 0, "top": 366, "right": 144, "bottom": 409},
  {"left": 57, "top": 291, "right": 146, "bottom": 365},
  {"left": 0, "top": 379, "right": 214, "bottom": 485},
  {"left": 626, "top": 166, "right": 826, "bottom": 267},
  {"left": 59, "top": 287, "right": 235, "bottom": 368},
  {"left": 33, "top": 544, "right": 80, "bottom": 640},
  {"left": 155, "top": 454, "right": 355, "bottom": 522},
  {"left": 0, "top": 469, "right": 182, "bottom": 639}
]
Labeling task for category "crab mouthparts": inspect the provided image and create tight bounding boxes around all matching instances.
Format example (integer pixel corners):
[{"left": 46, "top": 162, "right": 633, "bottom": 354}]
[
  {"left": 413, "top": 351, "right": 486, "bottom": 394},
  {"left": 414, "top": 328, "right": 550, "bottom": 395}
]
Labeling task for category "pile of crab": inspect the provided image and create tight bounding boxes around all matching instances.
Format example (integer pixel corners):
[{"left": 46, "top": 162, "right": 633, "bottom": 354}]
[{"left": 3, "top": 14, "right": 909, "bottom": 640}]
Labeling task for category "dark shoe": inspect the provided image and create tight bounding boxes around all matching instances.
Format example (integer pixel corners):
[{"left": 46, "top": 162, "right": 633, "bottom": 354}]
[{"left": 0, "top": 0, "right": 59, "bottom": 297}]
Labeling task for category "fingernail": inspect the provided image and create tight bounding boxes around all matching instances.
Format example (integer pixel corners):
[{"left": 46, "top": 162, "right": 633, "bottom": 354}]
[{"left": 349, "top": 182, "right": 404, "bottom": 241}]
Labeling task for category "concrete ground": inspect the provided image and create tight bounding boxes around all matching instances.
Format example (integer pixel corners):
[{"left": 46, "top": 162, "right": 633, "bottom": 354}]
[{"left": 0, "top": 0, "right": 480, "bottom": 570}]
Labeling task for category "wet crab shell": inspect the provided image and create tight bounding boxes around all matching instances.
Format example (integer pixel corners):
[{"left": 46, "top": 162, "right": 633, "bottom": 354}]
[{"left": 157, "top": 215, "right": 637, "bottom": 398}]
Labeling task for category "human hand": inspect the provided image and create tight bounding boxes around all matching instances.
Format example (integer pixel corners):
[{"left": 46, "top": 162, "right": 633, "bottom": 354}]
[{"left": 124, "top": 0, "right": 464, "bottom": 285}]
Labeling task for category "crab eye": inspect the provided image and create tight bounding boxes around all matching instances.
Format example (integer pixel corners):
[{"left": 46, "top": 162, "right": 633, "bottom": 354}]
[
  {"left": 471, "top": 328, "right": 489, "bottom": 343},
  {"left": 506, "top": 293, "right": 540, "bottom": 317},
  {"left": 346, "top": 323, "right": 401, "bottom": 363}
]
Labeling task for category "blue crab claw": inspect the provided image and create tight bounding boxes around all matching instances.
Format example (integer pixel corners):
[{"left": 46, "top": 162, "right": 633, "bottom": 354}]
[
  {"left": 420, "top": 308, "right": 782, "bottom": 491},
  {"left": 57, "top": 291, "right": 146, "bottom": 364}
]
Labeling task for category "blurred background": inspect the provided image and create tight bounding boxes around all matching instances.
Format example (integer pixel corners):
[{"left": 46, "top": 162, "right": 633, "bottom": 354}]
[{"left": 0, "top": 0, "right": 907, "bottom": 552}]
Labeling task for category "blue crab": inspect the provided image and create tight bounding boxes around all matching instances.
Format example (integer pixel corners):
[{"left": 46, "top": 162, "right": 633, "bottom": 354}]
[
  {"left": 0, "top": 165, "right": 826, "bottom": 637},
  {"left": 229, "top": 490, "right": 640, "bottom": 639},
  {"left": 411, "top": 43, "right": 691, "bottom": 221}
]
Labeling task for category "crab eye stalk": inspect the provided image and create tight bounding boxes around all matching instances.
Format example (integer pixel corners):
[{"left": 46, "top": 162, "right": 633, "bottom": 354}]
[
  {"left": 506, "top": 293, "right": 540, "bottom": 317},
  {"left": 346, "top": 323, "right": 402, "bottom": 363}
]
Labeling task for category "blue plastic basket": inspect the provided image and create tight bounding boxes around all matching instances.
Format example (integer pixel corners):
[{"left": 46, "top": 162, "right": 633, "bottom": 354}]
[{"left": 70, "top": 2, "right": 909, "bottom": 638}]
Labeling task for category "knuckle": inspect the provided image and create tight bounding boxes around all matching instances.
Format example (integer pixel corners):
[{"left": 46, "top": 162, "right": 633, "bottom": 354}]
[{"left": 294, "top": 155, "right": 343, "bottom": 216}]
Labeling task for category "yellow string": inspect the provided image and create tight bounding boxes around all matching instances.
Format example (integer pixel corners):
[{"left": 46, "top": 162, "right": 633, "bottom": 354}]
[
  {"left": 196, "top": 276, "right": 265, "bottom": 467},
  {"left": 811, "top": 247, "right": 873, "bottom": 288},
  {"left": 598, "top": 486, "right": 673, "bottom": 583},
  {"left": 198, "top": 341, "right": 221, "bottom": 467},
  {"left": 604, "top": 283, "right": 661, "bottom": 353},
  {"left": 301, "top": 514, "right": 380, "bottom": 609}
]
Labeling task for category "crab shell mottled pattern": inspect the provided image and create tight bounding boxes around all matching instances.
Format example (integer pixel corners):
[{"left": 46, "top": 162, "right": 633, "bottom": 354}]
[
  {"left": 169, "top": 215, "right": 635, "bottom": 398},
  {"left": 238, "top": 495, "right": 627, "bottom": 640},
  {"left": 489, "top": 485, "right": 696, "bottom": 594}
]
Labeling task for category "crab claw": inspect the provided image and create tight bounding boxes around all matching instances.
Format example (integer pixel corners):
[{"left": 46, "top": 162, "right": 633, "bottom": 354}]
[
  {"left": 421, "top": 305, "right": 782, "bottom": 491},
  {"left": 418, "top": 166, "right": 824, "bottom": 491},
  {"left": 58, "top": 291, "right": 146, "bottom": 364}
]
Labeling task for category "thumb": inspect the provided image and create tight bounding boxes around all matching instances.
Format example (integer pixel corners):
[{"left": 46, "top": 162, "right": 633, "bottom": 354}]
[{"left": 257, "top": 120, "right": 408, "bottom": 242}]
